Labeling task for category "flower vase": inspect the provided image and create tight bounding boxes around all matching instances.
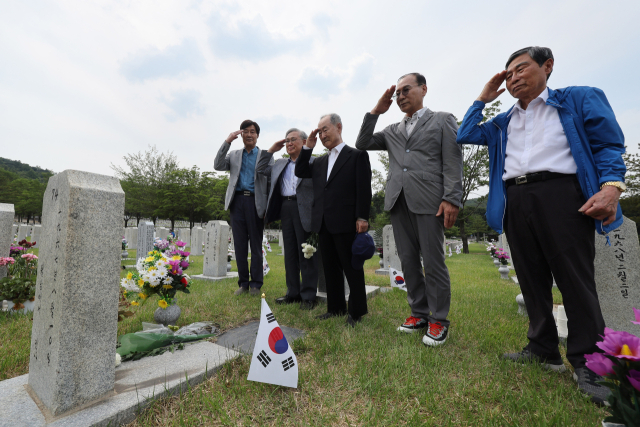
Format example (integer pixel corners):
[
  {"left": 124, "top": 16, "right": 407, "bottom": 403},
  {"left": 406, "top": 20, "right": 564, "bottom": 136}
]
[
  {"left": 121, "top": 250, "right": 129, "bottom": 259},
  {"left": 498, "top": 264, "right": 509, "bottom": 279},
  {"left": 227, "top": 262, "right": 232, "bottom": 272},
  {"left": 153, "top": 302, "right": 181, "bottom": 326},
  {"left": 493, "top": 258, "right": 500, "bottom": 267}
]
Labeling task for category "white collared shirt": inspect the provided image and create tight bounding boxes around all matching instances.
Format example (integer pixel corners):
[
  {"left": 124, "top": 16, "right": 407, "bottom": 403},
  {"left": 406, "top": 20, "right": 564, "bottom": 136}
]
[
  {"left": 503, "top": 87, "right": 577, "bottom": 180},
  {"left": 327, "top": 142, "right": 345, "bottom": 180},
  {"left": 404, "top": 106, "right": 428, "bottom": 136},
  {"left": 280, "top": 157, "right": 298, "bottom": 197}
]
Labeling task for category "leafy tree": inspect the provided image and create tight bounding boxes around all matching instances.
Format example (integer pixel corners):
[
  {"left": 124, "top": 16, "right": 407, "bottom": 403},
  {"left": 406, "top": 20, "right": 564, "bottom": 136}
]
[{"left": 623, "top": 143, "right": 640, "bottom": 197}]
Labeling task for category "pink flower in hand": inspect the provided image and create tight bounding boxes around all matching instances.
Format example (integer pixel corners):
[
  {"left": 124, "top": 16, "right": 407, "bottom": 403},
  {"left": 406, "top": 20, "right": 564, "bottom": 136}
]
[
  {"left": 585, "top": 352, "right": 615, "bottom": 377},
  {"left": 596, "top": 327, "right": 640, "bottom": 361}
]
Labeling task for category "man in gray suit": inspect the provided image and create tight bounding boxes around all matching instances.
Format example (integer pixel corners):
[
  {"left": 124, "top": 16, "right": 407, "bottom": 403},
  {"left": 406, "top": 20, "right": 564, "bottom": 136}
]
[
  {"left": 356, "top": 73, "right": 463, "bottom": 346},
  {"left": 256, "top": 128, "right": 319, "bottom": 309},
  {"left": 214, "top": 119, "right": 274, "bottom": 295}
]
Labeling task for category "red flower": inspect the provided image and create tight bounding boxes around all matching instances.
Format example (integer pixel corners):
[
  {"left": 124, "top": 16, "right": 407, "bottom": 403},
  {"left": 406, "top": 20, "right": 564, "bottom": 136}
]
[{"left": 181, "top": 277, "right": 188, "bottom": 286}]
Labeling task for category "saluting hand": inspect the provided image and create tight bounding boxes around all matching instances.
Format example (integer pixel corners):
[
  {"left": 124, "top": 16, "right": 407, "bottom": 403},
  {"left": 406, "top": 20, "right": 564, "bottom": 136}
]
[
  {"left": 371, "top": 85, "right": 396, "bottom": 115},
  {"left": 267, "top": 139, "right": 286, "bottom": 154},
  {"left": 306, "top": 128, "right": 320, "bottom": 149},
  {"left": 477, "top": 71, "right": 507, "bottom": 104},
  {"left": 225, "top": 130, "right": 243, "bottom": 144}
]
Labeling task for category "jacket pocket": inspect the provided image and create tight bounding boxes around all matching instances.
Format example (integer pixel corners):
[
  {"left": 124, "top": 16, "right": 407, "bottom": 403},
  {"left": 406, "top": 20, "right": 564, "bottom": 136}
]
[{"left": 421, "top": 171, "right": 443, "bottom": 184}]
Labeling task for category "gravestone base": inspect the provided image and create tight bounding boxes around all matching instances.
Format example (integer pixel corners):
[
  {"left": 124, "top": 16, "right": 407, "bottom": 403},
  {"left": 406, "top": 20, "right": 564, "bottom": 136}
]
[
  {"left": 316, "top": 285, "right": 380, "bottom": 303},
  {"left": 216, "top": 322, "right": 304, "bottom": 354},
  {"left": 0, "top": 342, "right": 238, "bottom": 426},
  {"left": 375, "top": 268, "right": 388, "bottom": 276},
  {"left": 192, "top": 272, "right": 239, "bottom": 282}
]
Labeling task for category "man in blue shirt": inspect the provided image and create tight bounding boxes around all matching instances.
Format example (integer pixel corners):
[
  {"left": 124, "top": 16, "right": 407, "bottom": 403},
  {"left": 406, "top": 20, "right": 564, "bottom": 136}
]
[
  {"left": 457, "top": 46, "right": 626, "bottom": 405},
  {"left": 215, "top": 120, "right": 272, "bottom": 295}
]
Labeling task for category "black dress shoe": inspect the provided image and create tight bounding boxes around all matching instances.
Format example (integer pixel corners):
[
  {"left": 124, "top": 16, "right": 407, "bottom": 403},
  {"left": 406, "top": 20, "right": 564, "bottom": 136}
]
[
  {"left": 315, "top": 312, "right": 344, "bottom": 320},
  {"left": 346, "top": 314, "right": 362, "bottom": 328},
  {"left": 275, "top": 295, "right": 302, "bottom": 305},
  {"left": 300, "top": 299, "right": 318, "bottom": 310}
]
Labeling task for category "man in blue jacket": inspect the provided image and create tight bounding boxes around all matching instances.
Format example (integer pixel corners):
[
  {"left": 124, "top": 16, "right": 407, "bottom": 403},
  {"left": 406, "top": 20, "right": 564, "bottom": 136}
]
[{"left": 457, "top": 46, "right": 626, "bottom": 405}]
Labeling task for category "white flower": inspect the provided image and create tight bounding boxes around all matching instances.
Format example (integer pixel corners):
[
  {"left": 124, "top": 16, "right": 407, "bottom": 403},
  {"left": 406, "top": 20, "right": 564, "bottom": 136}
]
[
  {"left": 149, "top": 277, "right": 161, "bottom": 287},
  {"left": 163, "top": 277, "right": 173, "bottom": 285},
  {"left": 115, "top": 353, "right": 121, "bottom": 367},
  {"left": 156, "top": 266, "right": 168, "bottom": 278},
  {"left": 304, "top": 253, "right": 312, "bottom": 259},
  {"left": 301, "top": 243, "right": 306, "bottom": 248},
  {"left": 120, "top": 278, "right": 138, "bottom": 292},
  {"left": 136, "top": 258, "right": 146, "bottom": 273}
]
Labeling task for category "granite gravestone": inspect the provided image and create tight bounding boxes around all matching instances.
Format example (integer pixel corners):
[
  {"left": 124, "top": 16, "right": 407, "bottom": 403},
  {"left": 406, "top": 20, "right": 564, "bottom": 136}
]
[
  {"left": 181, "top": 228, "right": 191, "bottom": 247},
  {"left": 28, "top": 170, "right": 124, "bottom": 417},
  {"left": 157, "top": 227, "right": 169, "bottom": 240},
  {"left": 31, "top": 224, "right": 42, "bottom": 248},
  {"left": 17, "top": 224, "right": 29, "bottom": 242},
  {"left": 202, "top": 221, "right": 229, "bottom": 277},
  {"left": 0, "top": 204, "right": 14, "bottom": 278},
  {"left": 12, "top": 224, "right": 18, "bottom": 238},
  {"left": 594, "top": 216, "right": 640, "bottom": 334},
  {"left": 191, "top": 227, "right": 203, "bottom": 255},
  {"left": 128, "top": 227, "right": 138, "bottom": 248},
  {"left": 137, "top": 222, "right": 155, "bottom": 261},
  {"left": 376, "top": 225, "right": 401, "bottom": 275}
]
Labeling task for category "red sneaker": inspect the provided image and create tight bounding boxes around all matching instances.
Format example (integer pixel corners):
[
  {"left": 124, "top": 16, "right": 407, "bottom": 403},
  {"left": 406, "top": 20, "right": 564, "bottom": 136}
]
[
  {"left": 397, "top": 316, "right": 428, "bottom": 333},
  {"left": 422, "top": 321, "right": 449, "bottom": 346}
]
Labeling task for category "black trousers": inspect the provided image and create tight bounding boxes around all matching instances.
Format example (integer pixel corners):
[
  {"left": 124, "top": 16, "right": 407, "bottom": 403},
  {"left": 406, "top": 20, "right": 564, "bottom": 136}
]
[
  {"left": 319, "top": 222, "right": 368, "bottom": 319},
  {"left": 230, "top": 194, "right": 264, "bottom": 289},
  {"left": 505, "top": 174, "right": 605, "bottom": 369},
  {"left": 281, "top": 200, "right": 318, "bottom": 301}
]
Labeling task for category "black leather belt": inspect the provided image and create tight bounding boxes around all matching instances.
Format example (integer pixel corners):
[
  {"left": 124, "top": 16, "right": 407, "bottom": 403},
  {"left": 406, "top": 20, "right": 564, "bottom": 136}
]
[
  {"left": 283, "top": 195, "right": 297, "bottom": 201},
  {"left": 235, "top": 190, "right": 254, "bottom": 196},
  {"left": 505, "top": 172, "right": 572, "bottom": 187}
]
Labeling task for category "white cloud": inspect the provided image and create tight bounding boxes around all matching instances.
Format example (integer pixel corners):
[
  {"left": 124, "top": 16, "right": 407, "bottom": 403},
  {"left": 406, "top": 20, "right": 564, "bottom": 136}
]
[
  {"left": 120, "top": 39, "right": 206, "bottom": 82},
  {"left": 160, "top": 89, "right": 205, "bottom": 121}
]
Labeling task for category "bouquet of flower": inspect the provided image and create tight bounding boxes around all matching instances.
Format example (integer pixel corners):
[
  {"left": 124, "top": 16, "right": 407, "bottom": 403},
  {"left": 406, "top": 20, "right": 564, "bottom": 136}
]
[
  {"left": 0, "top": 240, "right": 38, "bottom": 308},
  {"left": 301, "top": 232, "right": 319, "bottom": 259},
  {"left": 585, "top": 308, "right": 640, "bottom": 426},
  {"left": 494, "top": 249, "right": 510, "bottom": 265},
  {"left": 121, "top": 247, "right": 191, "bottom": 309},
  {"left": 122, "top": 237, "right": 127, "bottom": 251}
]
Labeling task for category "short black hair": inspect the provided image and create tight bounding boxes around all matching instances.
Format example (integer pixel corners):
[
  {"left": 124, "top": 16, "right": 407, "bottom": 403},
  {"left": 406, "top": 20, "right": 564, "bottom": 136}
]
[
  {"left": 240, "top": 119, "right": 260, "bottom": 135},
  {"left": 505, "top": 46, "right": 554, "bottom": 81},
  {"left": 397, "top": 72, "right": 426, "bottom": 86}
]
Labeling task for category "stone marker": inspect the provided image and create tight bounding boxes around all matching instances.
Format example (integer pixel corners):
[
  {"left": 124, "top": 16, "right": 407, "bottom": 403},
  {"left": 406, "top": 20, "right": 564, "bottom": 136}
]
[
  {"left": 128, "top": 227, "right": 138, "bottom": 248},
  {"left": 193, "top": 221, "right": 238, "bottom": 281},
  {"left": 137, "top": 221, "right": 155, "bottom": 261},
  {"left": 0, "top": 204, "right": 14, "bottom": 278},
  {"left": 594, "top": 216, "right": 640, "bottom": 335},
  {"left": 181, "top": 228, "right": 191, "bottom": 247},
  {"left": 28, "top": 170, "right": 124, "bottom": 417},
  {"left": 17, "top": 224, "right": 29, "bottom": 242},
  {"left": 12, "top": 224, "right": 18, "bottom": 238},
  {"left": 31, "top": 225, "right": 42, "bottom": 248},
  {"left": 375, "top": 225, "right": 401, "bottom": 275},
  {"left": 157, "top": 227, "right": 169, "bottom": 240},
  {"left": 191, "top": 227, "right": 203, "bottom": 255}
]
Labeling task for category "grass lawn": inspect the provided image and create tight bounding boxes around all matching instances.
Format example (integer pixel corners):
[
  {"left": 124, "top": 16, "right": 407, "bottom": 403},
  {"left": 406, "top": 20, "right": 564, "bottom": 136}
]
[{"left": 0, "top": 243, "right": 605, "bottom": 425}]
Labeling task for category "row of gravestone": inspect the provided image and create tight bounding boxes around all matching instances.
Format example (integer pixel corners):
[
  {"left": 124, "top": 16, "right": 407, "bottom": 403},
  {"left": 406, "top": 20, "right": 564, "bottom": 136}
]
[
  {"left": 11, "top": 224, "right": 43, "bottom": 247},
  {"left": 374, "top": 221, "right": 640, "bottom": 335}
]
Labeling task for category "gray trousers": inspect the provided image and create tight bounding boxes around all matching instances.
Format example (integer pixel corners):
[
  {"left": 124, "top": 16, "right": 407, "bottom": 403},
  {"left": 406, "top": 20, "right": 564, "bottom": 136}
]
[
  {"left": 390, "top": 191, "right": 451, "bottom": 326},
  {"left": 281, "top": 200, "right": 318, "bottom": 300}
]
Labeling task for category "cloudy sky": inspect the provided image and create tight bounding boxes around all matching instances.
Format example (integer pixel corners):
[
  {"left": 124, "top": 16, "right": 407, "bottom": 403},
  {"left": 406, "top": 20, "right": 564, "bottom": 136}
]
[{"left": 2, "top": 0, "right": 639, "bottom": 198}]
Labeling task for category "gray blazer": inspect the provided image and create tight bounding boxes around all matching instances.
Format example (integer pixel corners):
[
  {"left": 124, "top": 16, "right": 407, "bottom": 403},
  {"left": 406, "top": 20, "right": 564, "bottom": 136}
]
[
  {"left": 256, "top": 152, "right": 314, "bottom": 232},
  {"left": 355, "top": 110, "right": 463, "bottom": 214},
  {"left": 213, "top": 142, "right": 273, "bottom": 217}
]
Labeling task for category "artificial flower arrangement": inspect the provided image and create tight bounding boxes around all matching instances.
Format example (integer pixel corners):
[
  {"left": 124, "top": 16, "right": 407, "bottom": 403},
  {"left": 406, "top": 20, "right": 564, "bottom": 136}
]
[
  {"left": 0, "top": 240, "right": 38, "bottom": 310},
  {"left": 486, "top": 243, "right": 496, "bottom": 256},
  {"left": 301, "top": 232, "right": 319, "bottom": 259},
  {"left": 494, "top": 249, "right": 510, "bottom": 265},
  {"left": 121, "top": 240, "right": 191, "bottom": 310},
  {"left": 122, "top": 237, "right": 127, "bottom": 251},
  {"left": 585, "top": 308, "right": 640, "bottom": 426}
]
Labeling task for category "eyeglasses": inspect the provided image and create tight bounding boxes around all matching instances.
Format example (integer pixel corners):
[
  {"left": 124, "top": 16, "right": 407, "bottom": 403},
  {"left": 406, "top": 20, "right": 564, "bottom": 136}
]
[
  {"left": 392, "top": 84, "right": 423, "bottom": 99},
  {"left": 284, "top": 137, "right": 300, "bottom": 144}
]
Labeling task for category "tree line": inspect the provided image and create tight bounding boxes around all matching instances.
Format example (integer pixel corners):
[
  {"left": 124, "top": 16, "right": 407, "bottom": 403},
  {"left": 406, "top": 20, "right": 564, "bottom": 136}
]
[{"left": 0, "top": 158, "right": 53, "bottom": 224}]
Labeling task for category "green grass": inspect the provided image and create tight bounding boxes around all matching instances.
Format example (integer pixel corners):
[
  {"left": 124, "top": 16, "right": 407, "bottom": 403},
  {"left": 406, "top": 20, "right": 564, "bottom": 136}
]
[{"left": 0, "top": 243, "right": 604, "bottom": 425}]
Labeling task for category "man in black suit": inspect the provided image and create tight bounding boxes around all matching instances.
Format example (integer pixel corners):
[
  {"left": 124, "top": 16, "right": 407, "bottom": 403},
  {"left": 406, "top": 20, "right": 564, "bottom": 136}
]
[{"left": 295, "top": 113, "right": 372, "bottom": 327}]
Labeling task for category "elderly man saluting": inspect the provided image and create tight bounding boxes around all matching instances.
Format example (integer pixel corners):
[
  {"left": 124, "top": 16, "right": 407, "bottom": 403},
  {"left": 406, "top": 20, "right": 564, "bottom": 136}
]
[
  {"left": 457, "top": 46, "right": 626, "bottom": 405},
  {"left": 256, "top": 128, "right": 319, "bottom": 310},
  {"left": 296, "top": 114, "right": 372, "bottom": 327},
  {"left": 356, "top": 73, "right": 463, "bottom": 346}
]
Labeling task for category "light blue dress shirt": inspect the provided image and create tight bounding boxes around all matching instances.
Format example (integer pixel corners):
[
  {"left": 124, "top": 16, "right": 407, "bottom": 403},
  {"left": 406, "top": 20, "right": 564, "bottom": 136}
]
[{"left": 235, "top": 147, "right": 258, "bottom": 192}]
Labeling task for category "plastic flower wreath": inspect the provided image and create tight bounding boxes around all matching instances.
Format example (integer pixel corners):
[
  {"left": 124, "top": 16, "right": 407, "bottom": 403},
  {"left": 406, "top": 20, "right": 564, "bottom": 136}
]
[
  {"left": 120, "top": 249, "right": 190, "bottom": 309},
  {"left": 585, "top": 308, "right": 640, "bottom": 425},
  {"left": 494, "top": 250, "right": 510, "bottom": 265}
]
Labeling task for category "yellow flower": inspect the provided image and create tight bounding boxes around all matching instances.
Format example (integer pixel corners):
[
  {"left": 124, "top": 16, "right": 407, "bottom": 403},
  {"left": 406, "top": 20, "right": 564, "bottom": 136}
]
[
  {"left": 148, "top": 250, "right": 154, "bottom": 255},
  {"left": 162, "top": 284, "right": 173, "bottom": 289},
  {"left": 148, "top": 266, "right": 157, "bottom": 271},
  {"left": 145, "top": 256, "right": 155, "bottom": 262},
  {"left": 139, "top": 293, "right": 147, "bottom": 300},
  {"left": 123, "top": 290, "right": 128, "bottom": 297},
  {"left": 138, "top": 279, "right": 144, "bottom": 287},
  {"left": 126, "top": 272, "right": 133, "bottom": 280},
  {"left": 172, "top": 255, "right": 181, "bottom": 261},
  {"left": 158, "top": 300, "right": 168, "bottom": 309},
  {"left": 130, "top": 301, "right": 139, "bottom": 306}
]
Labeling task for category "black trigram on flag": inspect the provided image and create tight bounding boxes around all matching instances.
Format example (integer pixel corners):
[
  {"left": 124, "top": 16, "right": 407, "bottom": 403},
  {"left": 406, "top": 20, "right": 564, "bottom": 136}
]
[
  {"left": 266, "top": 312, "right": 276, "bottom": 323},
  {"left": 257, "top": 350, "right": 271, "bottom": 367},
  {"left": 282, "top": 356, "right": 295, "bottom": 371}
]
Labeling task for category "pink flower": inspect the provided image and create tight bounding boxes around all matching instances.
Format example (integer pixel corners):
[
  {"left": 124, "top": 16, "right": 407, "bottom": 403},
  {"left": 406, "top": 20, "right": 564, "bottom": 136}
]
[
  {"left": 175, "top": 240, "right": 186, "bottom": 247},
  {"left": 632, "top": 307, "right": 640, "bottom": 325},
  {"left": 21, "top": 253, "right": 38, "bottom": 262},
  {"left": 596, "top": 327, "right": 640, "bottom": 361},
  {"left": 0, "top": 257, "right": 16, "bottom": 266},
  {"left": 585, "top": 352, "right": 615, "bottom": 377},
  {"left": 628, "top": 370, "right": 640, "bottom": 391}
]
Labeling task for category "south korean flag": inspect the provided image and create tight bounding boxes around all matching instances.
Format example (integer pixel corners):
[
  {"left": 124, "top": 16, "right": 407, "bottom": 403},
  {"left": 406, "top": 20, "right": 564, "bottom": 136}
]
[
  {"left": 262, "top": 246, "right": 270, "bottom": 276},
  {"left": 247, "top": 296, "right": 298, "bottom": 388},
  {"left": 389, "top": 267, "right": 407, "bottom": 292}
]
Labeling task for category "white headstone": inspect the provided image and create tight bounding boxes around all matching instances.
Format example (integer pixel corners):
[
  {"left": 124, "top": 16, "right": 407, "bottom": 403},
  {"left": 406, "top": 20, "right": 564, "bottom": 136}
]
[
  {"left": 31, "top": 224, "right": 42, "bottom": 248},
  {"left": 12, "top": 224, "right": 18, "bottom": 238},
  {"left": 137, "top": 222, "right": 155, "bottom": 260},
  {"left": 28, "top": 170, "right": 124, "bottom": 416},
  {"left": 191, "top": 227, "right": 203, "bottom": 255},
  {"left": 181, "top": 228, "right": 191, "bottom": 247},
  {"left": 17, "top": 224, "right": 29, "bottom": 242},
  {"left": 203, "top": 221, "right": 230, "bottom": 277},
  {"left": 0, "top": 204, "right": 15, "bottom": 278},
  {"left": 382, "top": 224, "right": 401, "bottom": 271},
  {"left": 128, "top": 227, "right": 138, "bottom": 248}
]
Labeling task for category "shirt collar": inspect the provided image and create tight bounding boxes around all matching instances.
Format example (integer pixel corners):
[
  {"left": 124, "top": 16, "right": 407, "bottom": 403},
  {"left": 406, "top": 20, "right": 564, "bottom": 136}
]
[
  {"left": 331, "top": 142, "right": 346, "bottom": 154},
  {"left": 243, "top": 146, "right": 258, "bottom": 155},
  {"left": 511, "top": 87, "right": 549, "bottom": 114},
  {"left": 405, "top": 106, "right": 428, "bottom": 120}
]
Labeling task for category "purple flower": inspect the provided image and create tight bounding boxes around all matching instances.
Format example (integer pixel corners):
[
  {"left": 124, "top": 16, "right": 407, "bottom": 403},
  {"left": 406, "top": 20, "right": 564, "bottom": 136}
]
[
  {"left": 179, "top": 250, "right": 190, "bottom": 257},
  {"left": 596, "top": 327, "right": 640, "bottom": 361},
  {"left": 175, "top": 240, "right": 186, "bottom": 247},
  {"left": 632, "top": 307, "right": 640, "bottom": 325},
  {"left": 167, "top": 260, "right": 183, "bottom": 275},
  {"left": 585, "top": 352, "right": 615, "bottom": 377},
  {"left": 628, "top": 370, "right": 640, "bottom": 391},
  {"left": 180, "top": 260, "right": 189, "bottom": 269}
]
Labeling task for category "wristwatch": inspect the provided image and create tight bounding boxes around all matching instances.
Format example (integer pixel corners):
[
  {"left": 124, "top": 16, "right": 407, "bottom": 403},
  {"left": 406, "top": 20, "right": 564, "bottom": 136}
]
[{"left": 601, "top": 181, "right": 627, "bottom": 193}]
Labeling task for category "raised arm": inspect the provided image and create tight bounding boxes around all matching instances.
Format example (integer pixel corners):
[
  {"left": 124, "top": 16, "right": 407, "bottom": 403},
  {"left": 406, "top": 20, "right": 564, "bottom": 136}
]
[
  {"left": 457, "top": 71, "right": 507, "bottom": 146},
  {"left": 295, "top": 129, "right": 318, "bottom": 179},
  {"left": 214, "top": 130, "right": 242, "bottom": 171}
]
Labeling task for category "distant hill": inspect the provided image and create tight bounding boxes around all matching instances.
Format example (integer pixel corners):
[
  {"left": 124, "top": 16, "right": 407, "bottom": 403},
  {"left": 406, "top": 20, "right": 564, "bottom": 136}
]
[
  {"left": 465, "top": 197, "right": 487, "bottom": 210},
  {"left": 0, "top": 157, "right": 53, "bottom": 181}
]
